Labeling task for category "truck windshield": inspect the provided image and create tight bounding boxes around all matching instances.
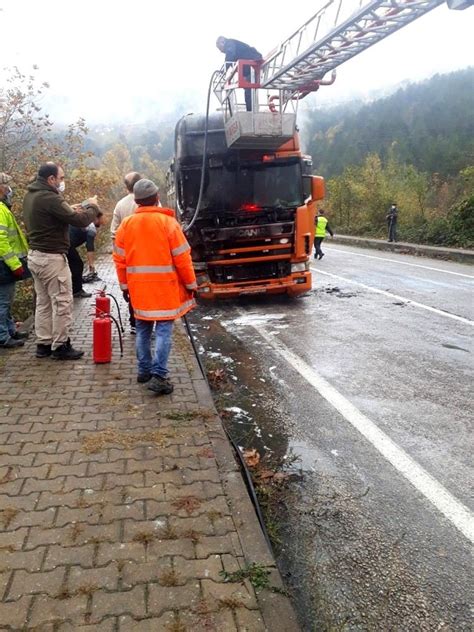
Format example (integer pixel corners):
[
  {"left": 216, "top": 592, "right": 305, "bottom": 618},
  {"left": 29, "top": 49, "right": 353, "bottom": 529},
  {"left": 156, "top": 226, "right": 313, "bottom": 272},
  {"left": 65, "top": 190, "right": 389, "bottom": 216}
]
[{"left": 181, "top": 158, "right": 304, "bottom": 211}]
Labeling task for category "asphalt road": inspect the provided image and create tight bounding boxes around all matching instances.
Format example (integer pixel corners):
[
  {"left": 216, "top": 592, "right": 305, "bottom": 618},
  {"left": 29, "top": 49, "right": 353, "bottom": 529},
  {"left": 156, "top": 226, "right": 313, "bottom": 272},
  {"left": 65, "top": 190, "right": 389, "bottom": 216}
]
[{"left": 189, "top": 244, "right": 473, "bottom": 631}]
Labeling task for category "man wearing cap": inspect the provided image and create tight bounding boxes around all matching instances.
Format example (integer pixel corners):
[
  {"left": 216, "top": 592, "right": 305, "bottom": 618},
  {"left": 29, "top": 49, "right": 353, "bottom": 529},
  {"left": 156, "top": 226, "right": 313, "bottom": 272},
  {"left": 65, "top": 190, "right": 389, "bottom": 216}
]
[
  {"left": 113, "top": 179, "right": 197, "bottom": 395},
  {"left": 110, "top": 171, "right": 142, "bottom": 334},
  {"left": 0, "top": 173, "right": 29, "bottom": 349},
  {"left": 23, "top": 162, "right": 100, "bottom": 360}
]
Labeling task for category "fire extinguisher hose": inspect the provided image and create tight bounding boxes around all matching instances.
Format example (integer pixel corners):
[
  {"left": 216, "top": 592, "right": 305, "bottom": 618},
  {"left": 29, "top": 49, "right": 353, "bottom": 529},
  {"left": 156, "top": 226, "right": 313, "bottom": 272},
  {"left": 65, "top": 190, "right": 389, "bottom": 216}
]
[
  {"left": 108, "top": 313, "right": 124, "bottom": 357},
  {"left": 107, "top": 293, "right": 125, "bottom": 333}
]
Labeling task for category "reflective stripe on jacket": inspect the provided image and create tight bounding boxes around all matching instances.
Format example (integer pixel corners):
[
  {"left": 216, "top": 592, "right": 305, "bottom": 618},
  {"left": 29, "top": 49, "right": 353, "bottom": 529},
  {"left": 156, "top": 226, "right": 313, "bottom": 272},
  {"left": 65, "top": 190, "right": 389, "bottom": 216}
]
[
  {"left": 315, "top": 216, "right": 328, "bottom": 238},
  {"left": 113, "top": 206, "right": 197, "bottom": 321},
  {"left": 0, "top": 201, "right": 28, "bottom": 271}
]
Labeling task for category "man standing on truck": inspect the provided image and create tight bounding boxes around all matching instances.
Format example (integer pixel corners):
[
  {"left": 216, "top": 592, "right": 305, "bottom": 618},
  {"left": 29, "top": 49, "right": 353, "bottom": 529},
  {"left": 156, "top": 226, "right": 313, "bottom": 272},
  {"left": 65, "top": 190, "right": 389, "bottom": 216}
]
[
  {"left": 216, "top": 36, "right": 262, "bottom": 111},
  {"left": 113, "top": 179, "right": 197, "bottom": 395},
  {"left": 314, "top": 209, "right": 334, "bottom": 260}
]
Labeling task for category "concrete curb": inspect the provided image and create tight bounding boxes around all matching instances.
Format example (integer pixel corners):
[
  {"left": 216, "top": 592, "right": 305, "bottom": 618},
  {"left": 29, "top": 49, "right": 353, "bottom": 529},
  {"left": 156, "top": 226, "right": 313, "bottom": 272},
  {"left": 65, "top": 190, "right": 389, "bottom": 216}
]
[
  {"left": 178, "top": 322, "right": 301, "bottom": 631},
  {"left": 331, "top": 235, "right": 474, "bottom": 264}
]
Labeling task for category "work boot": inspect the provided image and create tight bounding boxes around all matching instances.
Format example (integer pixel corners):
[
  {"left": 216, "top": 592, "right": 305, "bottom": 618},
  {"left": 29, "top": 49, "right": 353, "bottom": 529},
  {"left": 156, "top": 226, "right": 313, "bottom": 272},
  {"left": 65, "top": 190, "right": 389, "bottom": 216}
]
[
  {"left": 147, "top": 375, "right": 174, "bottom": 395},
  {"left": 137, "top": 372, "right": 152, "bottom": 383},
  {"left": 73, "top": 289, "right": 92, "bottom": 298},
  {"left": 0, "top": 337, "right": 25, "bottom": 349},
  {"left": 36, "top": 343, "right": 52, "bottom": 358},
  {"left": 12, "top": 331, "right": 29, "bottom": 340},
  {"left": 51, "top": 339, "right": 84, "bottom": 360}
]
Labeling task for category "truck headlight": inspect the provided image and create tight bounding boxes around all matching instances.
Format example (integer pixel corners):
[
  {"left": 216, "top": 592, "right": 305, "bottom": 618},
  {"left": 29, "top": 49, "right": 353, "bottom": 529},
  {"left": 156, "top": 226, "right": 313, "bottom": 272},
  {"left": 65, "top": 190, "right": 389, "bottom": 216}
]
[
  {"left": 197, "top": 273, "right": 210, "bottom": 285},
  {"left": 291, "top": 262, "right": 308, "bottom": 273}
]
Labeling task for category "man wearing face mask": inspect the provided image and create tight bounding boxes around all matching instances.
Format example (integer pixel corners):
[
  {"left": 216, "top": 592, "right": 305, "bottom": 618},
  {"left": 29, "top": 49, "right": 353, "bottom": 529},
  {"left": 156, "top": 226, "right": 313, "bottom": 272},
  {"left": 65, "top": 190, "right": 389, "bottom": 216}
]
[
  {"left": 0, "top": 173, "right": 29, "bottom": 349},
  {"left": 23, "top": 162, "right": 99, "bottom": 360}
]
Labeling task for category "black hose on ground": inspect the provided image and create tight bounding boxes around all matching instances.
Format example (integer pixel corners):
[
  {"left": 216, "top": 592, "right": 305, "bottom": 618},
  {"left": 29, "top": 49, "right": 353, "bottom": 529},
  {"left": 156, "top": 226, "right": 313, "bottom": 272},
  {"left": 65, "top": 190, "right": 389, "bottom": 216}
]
[{"left": 182, "top": 314, "right": 275, "bottom": 554}]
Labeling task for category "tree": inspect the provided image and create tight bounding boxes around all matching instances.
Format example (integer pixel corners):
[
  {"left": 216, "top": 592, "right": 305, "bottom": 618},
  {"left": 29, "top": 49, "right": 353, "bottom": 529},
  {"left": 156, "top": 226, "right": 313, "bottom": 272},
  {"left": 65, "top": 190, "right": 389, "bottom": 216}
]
[{"left": 0, "top": 66, "right": 52, "bottom": 180}]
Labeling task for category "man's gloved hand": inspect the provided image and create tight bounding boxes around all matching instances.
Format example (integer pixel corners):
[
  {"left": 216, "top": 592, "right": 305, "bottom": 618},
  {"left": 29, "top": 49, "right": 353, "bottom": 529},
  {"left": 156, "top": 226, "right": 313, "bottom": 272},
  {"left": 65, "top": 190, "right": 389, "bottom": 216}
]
[
  {"left": 122, "top": 290, "right": 130, "bottom": 303},
  {"left": 12, "top": 266, "right": 24, "bottom": 279}
]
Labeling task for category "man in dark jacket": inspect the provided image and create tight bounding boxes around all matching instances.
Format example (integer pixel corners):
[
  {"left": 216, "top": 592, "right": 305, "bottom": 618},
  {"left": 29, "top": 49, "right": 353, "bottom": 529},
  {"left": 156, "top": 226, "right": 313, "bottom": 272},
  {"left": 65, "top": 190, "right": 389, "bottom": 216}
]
[
  {"left": 386, "top": 203, "right": 398, "bottom": 242},
  {"left": 67, "top": 211, "right": 104, "bottom": 298},
  {"left": 216, "top": 36, "right": 262, "bottom": 111},
  {"left": 23, "top": 162, "right": 99, "bottom": 360}
]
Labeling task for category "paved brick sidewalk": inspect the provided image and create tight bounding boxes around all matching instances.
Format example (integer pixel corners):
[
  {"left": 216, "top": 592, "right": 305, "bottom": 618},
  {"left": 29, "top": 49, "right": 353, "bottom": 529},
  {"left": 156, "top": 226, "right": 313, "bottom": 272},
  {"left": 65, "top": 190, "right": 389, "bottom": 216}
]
[{"left": 0, "top": 260, "right": 298, "bottom": 631}]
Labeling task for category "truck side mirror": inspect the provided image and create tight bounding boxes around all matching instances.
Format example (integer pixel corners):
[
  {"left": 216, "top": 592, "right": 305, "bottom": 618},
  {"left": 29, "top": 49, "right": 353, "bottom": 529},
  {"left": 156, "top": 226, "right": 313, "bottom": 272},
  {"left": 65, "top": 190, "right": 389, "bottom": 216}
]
[{"left": 311, "top": 176, "right": 325, "bottom": 201}]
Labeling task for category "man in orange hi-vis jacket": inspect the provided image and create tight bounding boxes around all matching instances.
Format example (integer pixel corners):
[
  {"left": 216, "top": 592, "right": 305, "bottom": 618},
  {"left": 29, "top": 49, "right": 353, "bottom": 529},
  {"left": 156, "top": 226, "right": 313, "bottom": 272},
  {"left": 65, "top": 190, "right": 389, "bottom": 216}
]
[{"left": 113, "top": 179, "right": 197, "bottom": 395}]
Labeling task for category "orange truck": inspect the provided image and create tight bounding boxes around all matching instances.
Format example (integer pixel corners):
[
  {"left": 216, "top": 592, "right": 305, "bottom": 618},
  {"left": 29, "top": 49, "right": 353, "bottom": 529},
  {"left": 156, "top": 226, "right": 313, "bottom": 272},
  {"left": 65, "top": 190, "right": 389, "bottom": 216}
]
[{"left": 168, "top": 112, "right": 324, "bottom": 299}]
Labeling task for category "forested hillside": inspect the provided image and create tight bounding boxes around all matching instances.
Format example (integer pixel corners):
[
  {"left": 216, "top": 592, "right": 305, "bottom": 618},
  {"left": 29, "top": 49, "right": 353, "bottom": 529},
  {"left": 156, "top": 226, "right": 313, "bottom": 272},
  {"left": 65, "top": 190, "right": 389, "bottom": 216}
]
[
  {"left": 304, "top": 69, "right": 474, "bottom": 247},
  {"left": 305, "top": 68, "right": 474, "bottom": 178}
]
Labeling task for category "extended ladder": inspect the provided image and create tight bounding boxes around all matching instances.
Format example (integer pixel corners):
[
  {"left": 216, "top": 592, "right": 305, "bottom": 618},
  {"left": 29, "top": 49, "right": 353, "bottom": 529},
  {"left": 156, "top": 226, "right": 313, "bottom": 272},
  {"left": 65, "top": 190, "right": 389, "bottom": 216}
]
[
  {"left": 260, "top": 0, "right": 445, "bottom": 103},
  {"left": 213, "top": 0, "right": 469, "bottom": 147}
]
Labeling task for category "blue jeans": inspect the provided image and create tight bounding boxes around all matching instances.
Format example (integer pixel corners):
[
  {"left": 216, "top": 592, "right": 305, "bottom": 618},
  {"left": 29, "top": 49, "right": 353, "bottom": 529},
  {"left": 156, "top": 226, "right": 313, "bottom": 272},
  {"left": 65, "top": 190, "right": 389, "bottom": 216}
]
[
  {"left": 135, "top": 319, "right": 173, "bottom": 378},
  {"left": 0, "top": 282, "right": 16, "bottom": 343}
]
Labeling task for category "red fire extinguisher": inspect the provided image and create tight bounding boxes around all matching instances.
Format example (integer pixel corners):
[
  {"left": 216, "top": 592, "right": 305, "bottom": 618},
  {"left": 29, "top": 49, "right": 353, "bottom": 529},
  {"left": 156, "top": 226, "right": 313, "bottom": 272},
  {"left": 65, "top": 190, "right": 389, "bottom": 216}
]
[
  {"left": 93, "top": 314, "right": 113, "bottom": 363},
  {"left": 92, "top": 288, "right": 124, "bottom": 364},
  {"left": 95, "top": 290, "right": 110, "bottom": 317}
]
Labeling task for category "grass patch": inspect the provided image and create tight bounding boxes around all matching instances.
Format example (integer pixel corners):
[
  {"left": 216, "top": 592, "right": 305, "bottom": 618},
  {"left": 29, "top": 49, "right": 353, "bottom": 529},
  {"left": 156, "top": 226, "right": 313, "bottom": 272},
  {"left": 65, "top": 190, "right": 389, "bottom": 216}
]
[
  {"left": 166, "top": 615, "right": 187, "bottom": 632},
  {"left": 81, "top": 427, "right": 172, "bottom": 454},
  {"left": 0, "top": 507, "right": 19, "bottom": 529},
  {"left": 218, "top": 596, "right": 245, "bottom": 610},
  {"left": 69, "top": 523, "right": 85, "bottom": 543},
  {"left": 164, "top": 410, "right": 196, "bottom": 422},
  {"left": 159, "top": 568, "right": 180, "bottom": 587},
  {"left": 220, "top": 562, "right": 271, "bottom": 593},
  {"left": 184, "top": 529, "right": 201, "bottom": 544},
  {"left": 132, "top": 531, "right": 156, "bottom": 545},
  {"left": 172, "top": 496, "right": 202, "bottom": 515},
  {"left": 206, "top": 510, "right": 222, "bottom": 525},
  {"left": 158, "top": 524, "right": 178, "bottom": 540},
  {"left": 76, "top": 583, "right": 98, "bottom": 597}
]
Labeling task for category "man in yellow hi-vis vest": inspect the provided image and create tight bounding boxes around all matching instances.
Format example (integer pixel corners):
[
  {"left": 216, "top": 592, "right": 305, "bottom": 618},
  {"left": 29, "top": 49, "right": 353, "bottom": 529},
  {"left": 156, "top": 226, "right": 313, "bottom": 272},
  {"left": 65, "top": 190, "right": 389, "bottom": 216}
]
[{"left": 314, "top": 210, "right": 334, "bottom": 260}]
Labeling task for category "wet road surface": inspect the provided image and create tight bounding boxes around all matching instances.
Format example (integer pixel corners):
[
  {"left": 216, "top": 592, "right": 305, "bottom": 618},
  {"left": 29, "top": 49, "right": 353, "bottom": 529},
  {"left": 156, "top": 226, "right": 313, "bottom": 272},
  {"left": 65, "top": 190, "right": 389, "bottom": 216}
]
[{"left": 188, "top": 244, "right": 473, "bottom": 631}]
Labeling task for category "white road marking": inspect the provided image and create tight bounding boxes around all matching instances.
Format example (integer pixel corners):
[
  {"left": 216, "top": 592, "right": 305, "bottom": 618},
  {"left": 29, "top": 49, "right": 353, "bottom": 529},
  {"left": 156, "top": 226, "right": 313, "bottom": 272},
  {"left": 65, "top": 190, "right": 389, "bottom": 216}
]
[
  {"left": 325, "top": 246, "right": 474, "bottom": 279},
  {"left": 250, "top": 323, "right": 474, "bottom": 543},
  {"left": 312, "top": 267, "right": 474, "bottom": 326}
]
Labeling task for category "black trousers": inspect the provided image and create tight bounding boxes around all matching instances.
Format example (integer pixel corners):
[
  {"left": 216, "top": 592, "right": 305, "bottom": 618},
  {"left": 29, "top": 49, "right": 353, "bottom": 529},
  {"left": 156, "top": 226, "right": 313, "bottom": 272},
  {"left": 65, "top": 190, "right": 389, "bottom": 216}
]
[
  {"left": 388, "top": 221, "right": 397, "bottom": 242},
  {"left": 66, "top": 247, "right": 83, "bottom": 294},
  {"left": 314, "top": 237, "right": 324, "bottom": 258}
]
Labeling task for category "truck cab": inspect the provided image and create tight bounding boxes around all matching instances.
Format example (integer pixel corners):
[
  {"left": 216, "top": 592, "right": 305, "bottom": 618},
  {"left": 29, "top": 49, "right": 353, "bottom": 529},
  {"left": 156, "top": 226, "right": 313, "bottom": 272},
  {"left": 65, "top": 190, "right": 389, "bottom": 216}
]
[{"left": 168, "top": 112, "right": 324, "bottom": 299}]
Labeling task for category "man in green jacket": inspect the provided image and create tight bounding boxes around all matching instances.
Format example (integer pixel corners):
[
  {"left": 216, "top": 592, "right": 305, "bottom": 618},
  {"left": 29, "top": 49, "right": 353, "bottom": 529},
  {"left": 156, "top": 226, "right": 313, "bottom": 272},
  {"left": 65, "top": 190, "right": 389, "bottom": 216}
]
[
  {"left": 0, "top": 173, "right": 29, "bottom": 349},
  {"left": 23, "top": 163, "right": 99, "bottom": 360}
]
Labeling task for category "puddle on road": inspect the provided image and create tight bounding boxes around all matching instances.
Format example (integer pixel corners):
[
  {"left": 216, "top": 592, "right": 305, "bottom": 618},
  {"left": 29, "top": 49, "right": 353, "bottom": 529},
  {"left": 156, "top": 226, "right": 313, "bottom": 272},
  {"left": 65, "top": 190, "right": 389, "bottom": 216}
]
[{"left": 308, "top": 285, "right": 359, "bottom": 299}]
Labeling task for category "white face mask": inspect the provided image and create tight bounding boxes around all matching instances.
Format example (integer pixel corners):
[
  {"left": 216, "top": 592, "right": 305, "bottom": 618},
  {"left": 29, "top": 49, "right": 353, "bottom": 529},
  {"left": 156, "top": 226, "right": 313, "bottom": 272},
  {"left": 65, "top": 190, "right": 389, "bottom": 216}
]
[{"left": 58, "top": 181, "right": 66, "bottom": 193}]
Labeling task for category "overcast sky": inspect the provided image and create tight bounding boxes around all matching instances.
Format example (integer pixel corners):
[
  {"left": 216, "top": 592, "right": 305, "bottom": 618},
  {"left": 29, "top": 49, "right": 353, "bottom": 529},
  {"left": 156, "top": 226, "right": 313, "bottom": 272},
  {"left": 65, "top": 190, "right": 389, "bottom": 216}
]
[{"left": 1, "top": 0, "right": 472, "bottom": 125}]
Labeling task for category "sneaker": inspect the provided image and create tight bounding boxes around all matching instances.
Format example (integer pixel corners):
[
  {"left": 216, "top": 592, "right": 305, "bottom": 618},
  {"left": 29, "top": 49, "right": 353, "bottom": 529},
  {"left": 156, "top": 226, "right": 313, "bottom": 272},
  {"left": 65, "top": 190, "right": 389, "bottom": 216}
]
[
  {"left": 73, "top": 290, "right": 92, "bottom": 298},
  {"left": 130, "top": 326, "right": 136, "bottom": 335},
  {"left": 51, "top": 339, "right": 84, "bottom": 360},
  {"left": 137, "top": 372, "right": 152, "bottom": 383},
  {"left": 36, "top": 343, "right": 52, "bottom": 358},
  {"left": 147, "top": 375, "right": 174, "bottom": 395},
  {"left": 11, "top": 331, "right": 29, "bottom": 340},
  {"left": 0, "top": 337, "right": 25, "bottom": 349}
]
